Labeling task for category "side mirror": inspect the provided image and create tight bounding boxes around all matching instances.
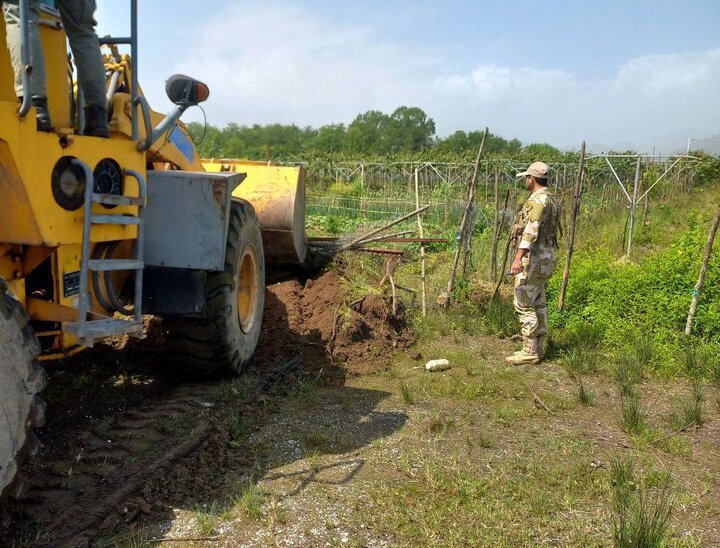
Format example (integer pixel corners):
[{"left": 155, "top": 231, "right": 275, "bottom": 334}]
[{"left": 165, "top": 74, "right": 210, "bottom": 107}]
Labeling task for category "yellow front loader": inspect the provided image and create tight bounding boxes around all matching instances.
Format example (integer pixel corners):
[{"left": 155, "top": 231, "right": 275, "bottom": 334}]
[{"left": 0, "top": 1, "right": 306, "bottom": 506}]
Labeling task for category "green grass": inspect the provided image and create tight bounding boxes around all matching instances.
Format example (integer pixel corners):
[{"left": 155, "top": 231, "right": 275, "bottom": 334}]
[
  {"left": 231, "top": 481, "right": 267, "bottom": 519},
  {"left": 564, "top": 347, "right": 599, "bottom": 375},
  {"left": 670, "top": 384, "right": 704, "bottom": 429},
  {"left": 609, "top": 458, "right": 673, "bottom": 548},
  {"left": 360, "top": 439, "right": 607, "bottom": 546},
  {"left": 615, "top": 356, "right": 645, "bottom": 396},
  {"left": 578, "top": 379, "right": 594, "bottom": 406},
  {"left": 194, "top": 502, "right": 222, "bottom": 536},
  {"left": 215, "top": 376, "right": 255, "bottom": 403},
  {"left": 620, "top": 392, "right": 648, "bottom": 435},
  {"left": 399, "top": 381, "right": 415, "bottom": 405},
  {"left": 228, "top": 413, "right": 253, "bottom": 447}
]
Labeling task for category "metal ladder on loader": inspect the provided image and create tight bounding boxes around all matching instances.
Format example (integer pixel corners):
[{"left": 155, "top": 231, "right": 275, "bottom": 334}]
[{"left": 64, "top": 159, "right": 147, "bottom": 347}]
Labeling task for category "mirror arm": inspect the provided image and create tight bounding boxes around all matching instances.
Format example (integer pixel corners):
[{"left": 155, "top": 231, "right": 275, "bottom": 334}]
[{"left": 135, "top": 101, "right": 189, "bottom": 153}]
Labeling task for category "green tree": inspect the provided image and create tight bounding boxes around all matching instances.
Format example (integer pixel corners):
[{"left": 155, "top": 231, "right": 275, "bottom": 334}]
[
  {"left": 309, "top": 123, "right": 346, "bottom": 153},
  {"left": 387, "top": 106, "right": 436, "bottom": 153},
  {"left": 345, "top": 110, "right": 392, "bottom": 155},
  {"left": 523, "top": 142, "right": 562, "bottom": 159}
]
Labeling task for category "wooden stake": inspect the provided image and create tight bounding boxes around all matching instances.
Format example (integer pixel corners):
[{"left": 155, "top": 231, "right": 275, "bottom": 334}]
[
  {"left": 414, "top": 169, "right": 428, "bottom": 317},
  {"left": 557, "top": 141, "right": 586, "bottom": 311},
  {"left": 340, "top": 205, "right": 430, "bottom": 251},
  {"left": 685, "top": 204, "right": 720, "bottom": 335},
  {"left": 491, "top": 226, "right": 513, "bottom": 301},
  {"left": 490, "top": 167, "right": 500, "bottom": 280},
  {"left": 443, "top": 127, "right": 489, "bottom": 307},
  {"left": 491, "top": 188, "right": 510, "bottom": 282}
]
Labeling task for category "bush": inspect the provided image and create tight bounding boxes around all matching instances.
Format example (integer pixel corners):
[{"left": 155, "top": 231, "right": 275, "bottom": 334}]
[{"left": 548, "top": 216, "right": 720, "bottom": 375}]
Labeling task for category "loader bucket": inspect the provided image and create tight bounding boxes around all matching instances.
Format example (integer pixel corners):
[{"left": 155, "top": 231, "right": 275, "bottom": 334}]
[{"left": 202, "top": 160, "right": 307, "bottom": 265}]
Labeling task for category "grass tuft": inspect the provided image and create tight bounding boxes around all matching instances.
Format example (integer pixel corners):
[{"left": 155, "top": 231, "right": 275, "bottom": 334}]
[
  {"left": 479, "top": 297, "right": 516, "bottom": 338},
  {"left": 194, "top": 502, "right": 221, "bottom": 536},
  {"left": 615, "top": 357, "right": 644, "bottom": 396},
  {"left": 233, "top": 481, "right": 266, "bottom": 519},
  {"left": 564, "top": 347, "right": 599, "bottom": 375},
  {"left": 634, "top": 333, "right": 654, "bottom": 368},
  {"left": 228, "top": 413, "right": 253, "bottom": 447},
  {"left": 670, "top": 384, "right": 704, "bottom": 429},
  {"left": 399, "top": 381, "right": 415, "bottom": 405},
  {"left": 577, "top": 379, "right": 594, "bottom": 406},
  {"left": 620, "top": 392, "right": 647, "bottom": 435},
  {"left": 609, "top": 457, "right": 673, "bottom": 548}
]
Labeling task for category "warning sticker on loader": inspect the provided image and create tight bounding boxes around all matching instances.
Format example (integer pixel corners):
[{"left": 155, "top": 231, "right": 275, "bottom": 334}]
[{"left": 63, "top": 271, "right": 80, "bottom": 297}]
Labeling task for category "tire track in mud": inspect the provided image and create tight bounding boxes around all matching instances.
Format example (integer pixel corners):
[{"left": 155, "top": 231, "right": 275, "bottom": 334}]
[{"left": 15, "top": 384, "right": 227, "bottom": 546}]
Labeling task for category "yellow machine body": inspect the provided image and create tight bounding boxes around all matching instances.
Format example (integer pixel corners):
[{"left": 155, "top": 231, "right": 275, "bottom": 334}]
[
  {"left": 203, "top": 159, "right": 307, "bottom": 264},
  {"left": 0, "top": 7, "right": 306, "bottom": 358}
]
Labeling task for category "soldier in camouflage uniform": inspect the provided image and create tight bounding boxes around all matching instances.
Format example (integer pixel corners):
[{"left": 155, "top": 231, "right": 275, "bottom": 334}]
[{"left": 506, "top": 162, "right": 560, "bottom": 365}]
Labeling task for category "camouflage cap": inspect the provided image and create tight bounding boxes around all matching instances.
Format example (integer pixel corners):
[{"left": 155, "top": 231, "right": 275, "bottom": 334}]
[{"left": 516, "top": 161, "right": 550, "bottom": 179}]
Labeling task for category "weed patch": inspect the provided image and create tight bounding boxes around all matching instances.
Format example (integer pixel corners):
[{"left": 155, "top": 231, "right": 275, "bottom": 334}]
[{"left": 609, "top": 458, "right": 672, "bottom": 548}]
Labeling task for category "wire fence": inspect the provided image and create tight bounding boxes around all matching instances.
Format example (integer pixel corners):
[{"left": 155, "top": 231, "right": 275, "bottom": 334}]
[{"left": 303, "top": 156, "right": 700, "bottom": 227}]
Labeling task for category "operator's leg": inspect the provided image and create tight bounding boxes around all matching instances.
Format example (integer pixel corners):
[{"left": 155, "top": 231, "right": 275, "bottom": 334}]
[
  {"left": 55, "top": 0, "right": 108, "bottom": 136},
  {"left": 3, "top": 0, "right": 52, "bottom": 130}
]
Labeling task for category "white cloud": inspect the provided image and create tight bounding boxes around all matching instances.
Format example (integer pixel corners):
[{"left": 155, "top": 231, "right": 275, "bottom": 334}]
[{"left": 162, "top": 2, "right": 719, "bottom": 152}]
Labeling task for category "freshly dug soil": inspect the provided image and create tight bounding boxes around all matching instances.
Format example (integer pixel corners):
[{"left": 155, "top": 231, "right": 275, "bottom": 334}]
[{"left": 258, "top": 271, "right": 413, "bottom": 379}]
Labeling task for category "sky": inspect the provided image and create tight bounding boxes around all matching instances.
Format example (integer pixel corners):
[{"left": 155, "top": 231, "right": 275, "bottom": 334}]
[{"left": 95, "top": 0, "right": 720, "bottom": 153}]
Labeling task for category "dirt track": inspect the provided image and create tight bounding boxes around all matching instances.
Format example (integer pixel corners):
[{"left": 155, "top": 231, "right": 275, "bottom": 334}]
[{"left": 1, "top": 272, "right": 411, "bottom": 546}]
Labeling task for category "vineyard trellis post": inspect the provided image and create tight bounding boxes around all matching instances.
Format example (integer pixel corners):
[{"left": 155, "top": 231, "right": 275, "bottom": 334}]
[
  {"left": 414, "top": 168, "right": 427, "bottom": 317},
  {"left": 490, "top": 167, "right": 500, "bottom": 280},
  {"left": 443, "top": 127, "right": 488, "bottom": 308},
  {"left": 627, "top": 155, "right": 641, "bottom": 258},
  {"left": 558, "top": 141, "right": 586, "bottom": 311},
  {"left": 685, "top": 204, "right": 720, "bottom": 335}
]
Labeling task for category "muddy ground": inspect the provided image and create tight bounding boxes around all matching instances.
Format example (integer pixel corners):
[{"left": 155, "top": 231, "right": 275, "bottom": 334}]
[
  {"left": 0, "top": 271, "right": 413, "bottom": 546},
  {"left": 2, "top": 270, "right": 719, "bottom": 546}
]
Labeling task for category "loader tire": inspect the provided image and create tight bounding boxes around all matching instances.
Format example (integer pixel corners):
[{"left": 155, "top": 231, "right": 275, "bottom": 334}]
[
  {"left": 0, "top": 278, "right": 46, "bottom": 506},
  {"left": 166, "top": 200, "right": 265, "bottom": 376}
]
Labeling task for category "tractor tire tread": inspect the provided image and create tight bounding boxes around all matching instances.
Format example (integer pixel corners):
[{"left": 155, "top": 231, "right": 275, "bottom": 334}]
[{"left": 0, "top": 278, "right": 46, "bottom": 506}]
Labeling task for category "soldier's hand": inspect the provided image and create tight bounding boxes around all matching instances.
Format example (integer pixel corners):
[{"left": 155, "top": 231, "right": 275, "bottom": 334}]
[{"left": 510, "top": 258, "right": 523, "bottom": 275}]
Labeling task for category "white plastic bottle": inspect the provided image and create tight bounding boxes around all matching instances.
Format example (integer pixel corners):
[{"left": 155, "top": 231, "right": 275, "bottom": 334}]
[{"left": 425, "top": 359, "right": 451, "bottom": 372}]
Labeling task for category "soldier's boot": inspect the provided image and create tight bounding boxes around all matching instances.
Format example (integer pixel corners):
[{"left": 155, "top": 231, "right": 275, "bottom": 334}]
[
  {"left": 83, "top": 105, "right": 110, "bottom": 138},
  {"left": 20, "top": 97, "right": 53, "bottom": 131},
  {"left": 512, "top": 334, "right": 546, "bottom": 359},
  {"left": 537, "top": 334, "right": 547, "bottom": 360},
  {"left": 505, "top": 337, "right": 540, "bottom": 365}
]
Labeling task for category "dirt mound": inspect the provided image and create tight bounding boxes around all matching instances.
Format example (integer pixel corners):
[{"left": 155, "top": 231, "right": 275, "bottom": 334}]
[{"left": 256, "top": 271, "right": 413, "bottom": 379}]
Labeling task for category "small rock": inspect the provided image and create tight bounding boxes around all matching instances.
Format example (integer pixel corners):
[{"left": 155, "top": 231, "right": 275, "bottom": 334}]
[{"left": 409, "top": 351, "right": 422, "bottom": 361}]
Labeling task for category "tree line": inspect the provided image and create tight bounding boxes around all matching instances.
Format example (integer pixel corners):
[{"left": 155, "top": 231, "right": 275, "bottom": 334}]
[{"left": 186, "top": 106, "right": 562, "bottom": 161}]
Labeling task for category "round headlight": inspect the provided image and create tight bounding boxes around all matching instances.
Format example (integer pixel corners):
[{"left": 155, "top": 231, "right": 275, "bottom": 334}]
[{"left": 51, "top": 156, "right": 86, "bottom": 211}]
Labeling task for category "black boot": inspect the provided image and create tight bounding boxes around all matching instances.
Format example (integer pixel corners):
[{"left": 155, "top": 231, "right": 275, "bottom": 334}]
[
  {"left": 23, "top": 97, "right": 52, "bottom": 132},
  {"left": 83, "top": 105, "right": 110, "bottom": 138}
]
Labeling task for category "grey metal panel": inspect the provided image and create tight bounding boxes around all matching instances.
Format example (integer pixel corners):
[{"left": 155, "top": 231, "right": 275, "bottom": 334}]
[
  {"left": 143, "top": 170, "right": 244, "bottom": 271},
  {"left": 142, "top": 267, "right": 207, "bottom": 316}
]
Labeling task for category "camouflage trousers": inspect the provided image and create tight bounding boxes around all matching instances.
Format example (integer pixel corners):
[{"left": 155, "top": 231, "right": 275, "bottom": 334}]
[
  {"left": 3, "top": 0, "right": 106, "bottom": 107},
  {"left": 514, "top": 251, "right": 556, "bottom": 339}
]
